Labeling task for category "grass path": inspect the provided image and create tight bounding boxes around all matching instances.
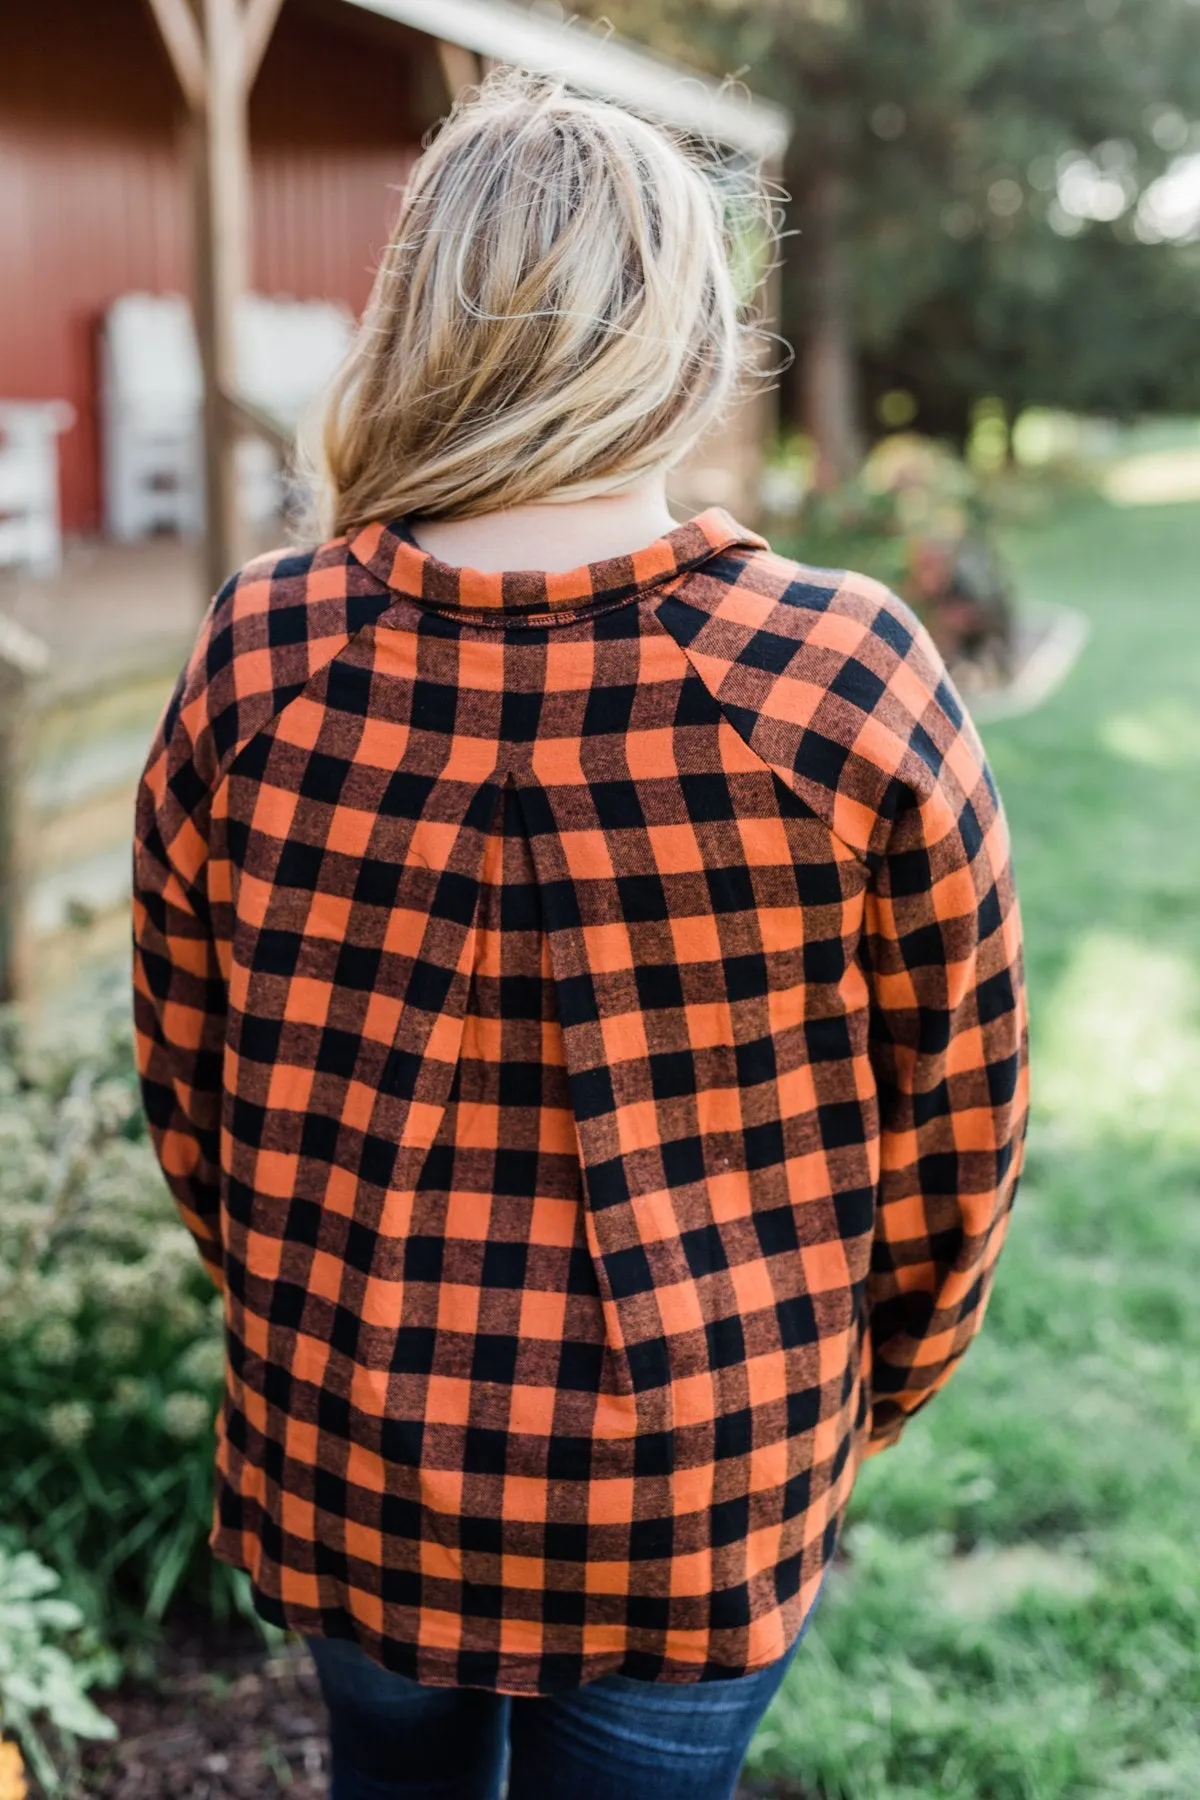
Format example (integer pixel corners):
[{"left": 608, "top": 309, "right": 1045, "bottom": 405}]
[{"left": 750, "top": 492, "right": 1200, "bottom": 1800}]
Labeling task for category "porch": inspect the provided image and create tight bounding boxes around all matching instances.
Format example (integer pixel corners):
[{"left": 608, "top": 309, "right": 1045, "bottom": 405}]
[{"left": 2, "top": 538, "right": 216, "bottom": 1018}]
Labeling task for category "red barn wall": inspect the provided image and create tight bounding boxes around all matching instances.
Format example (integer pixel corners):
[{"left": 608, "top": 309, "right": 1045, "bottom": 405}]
[{"left": 0, "top": 0, "right": 423, "bottom": 533}]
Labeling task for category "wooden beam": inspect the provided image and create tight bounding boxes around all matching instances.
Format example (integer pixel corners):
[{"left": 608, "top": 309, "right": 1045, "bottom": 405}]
[
  {"left": 222, "top": 388, "right": 292, "bottom": 460},
  {"left": 151, "top": 0, "right": 286, "bottom": 601},
  {"left": 436, "top": 40, "right": 483, "bottom": 107},
  {"left": 144, "top": 0, "right": 208, "bottom": 111},
  {"left": 242, "top": 0, "right": 286, "bottom": 88},
  {"left": 193, "top": 0, "right": 252, "bottom": 597}
]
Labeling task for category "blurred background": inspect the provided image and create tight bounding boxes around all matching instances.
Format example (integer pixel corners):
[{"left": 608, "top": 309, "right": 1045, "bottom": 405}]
[{"left": 1, "top": 2, "right": 1198, "bottom": 1796}]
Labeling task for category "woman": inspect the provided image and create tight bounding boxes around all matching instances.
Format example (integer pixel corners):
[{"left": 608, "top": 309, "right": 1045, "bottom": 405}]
[{"left": 132, "top": 69, "right": 1029, "bottom": 1800}]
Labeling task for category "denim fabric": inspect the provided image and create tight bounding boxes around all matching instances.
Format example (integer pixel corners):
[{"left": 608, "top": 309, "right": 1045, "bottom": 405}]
[{"left": 306, "top": 1609, "right": 815, "bottom": 1800}]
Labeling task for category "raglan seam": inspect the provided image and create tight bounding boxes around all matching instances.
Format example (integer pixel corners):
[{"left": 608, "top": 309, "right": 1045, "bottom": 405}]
[
  {"left": 165, "top": 555, "right": 398, "bottom": 859},
  {"left": 647, "top": 596, "right": 875, "bottom": 876}
]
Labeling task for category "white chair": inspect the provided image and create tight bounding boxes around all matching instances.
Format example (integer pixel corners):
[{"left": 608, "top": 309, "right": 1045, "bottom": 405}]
[
  {"left": 101, "top": 293, "right": 204, "bottom": 542},
  {"left": 0, "top": 401, "right": 75, "bottom": 576},
  {"left": 237, "top": 294, "right": 353, "bottom": 430},
  {"left": 100, "top": 292, "right": 353, "bottom": 538},
  {"left": 235, "top": 295, "right": 354, "bottom": 525}
]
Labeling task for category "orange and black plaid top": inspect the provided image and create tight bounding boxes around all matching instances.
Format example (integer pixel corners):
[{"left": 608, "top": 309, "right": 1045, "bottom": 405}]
[{"left": 132, "top": 505, "right": 1029, "bottom": 1693}]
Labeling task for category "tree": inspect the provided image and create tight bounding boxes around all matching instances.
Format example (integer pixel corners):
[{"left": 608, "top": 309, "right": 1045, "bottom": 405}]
[{"left": 577, "top": 0, "right": 1200, "bottom": 476}]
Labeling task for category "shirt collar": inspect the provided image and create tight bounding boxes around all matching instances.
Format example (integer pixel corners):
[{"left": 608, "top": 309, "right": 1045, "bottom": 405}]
[{"left": 345, "top": 505, "right": 767, "bottom": 621}]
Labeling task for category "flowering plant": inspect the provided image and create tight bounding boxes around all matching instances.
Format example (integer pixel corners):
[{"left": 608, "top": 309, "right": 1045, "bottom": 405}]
[
  {"left": 769, "top": 433, "right": 1016, "bottom": 687},
  {"left": 0, "top": 997, "right": 228, "bottom": 1636},
  {"left": 0, "top": 1546, "right": 117, "bottom": 1796}
]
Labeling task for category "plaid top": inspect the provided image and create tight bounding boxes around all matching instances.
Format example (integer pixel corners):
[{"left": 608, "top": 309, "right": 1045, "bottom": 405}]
[{"left": 132, "top": 505, "right": 1029, "bottom": 1693}]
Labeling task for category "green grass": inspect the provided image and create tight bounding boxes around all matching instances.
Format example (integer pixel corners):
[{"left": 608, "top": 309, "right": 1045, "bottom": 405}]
[{"left": 749, "top": 491, "right": 1200, "bottom": 1800}]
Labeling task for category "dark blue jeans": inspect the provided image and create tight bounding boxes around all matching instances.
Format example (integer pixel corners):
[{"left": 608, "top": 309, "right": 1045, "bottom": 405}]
[{"left": 306, "top": 1628, "right": 809, "bottom": 1800}]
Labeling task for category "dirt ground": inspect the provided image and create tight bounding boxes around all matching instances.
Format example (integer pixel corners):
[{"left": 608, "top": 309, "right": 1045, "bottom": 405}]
[
  {"left": 78, "top": 1633, "right": 328, "bottom": 1800},
  {"left": 76, "top": 1629, "right": 790, "bottom": 1800}
]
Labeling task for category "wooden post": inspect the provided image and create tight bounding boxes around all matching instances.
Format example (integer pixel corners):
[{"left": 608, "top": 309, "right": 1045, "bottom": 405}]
[
  {"left": 144, "top": 0, "right": 285, "bottom": 602},
  {"left": 0, "top": 618, "right": 50, "bottom": 1006},
  {"left": 196, "top": 0, "right": 251, "bottom": 597},
  {"left": 144, "top": 0, "right": 207, "bottom": 109},
  {"left": 436, "top": 41, "right": 483, "bottom": 106},
  {"left": 243, "top": 0, "right": 286, "bottom": 84}
]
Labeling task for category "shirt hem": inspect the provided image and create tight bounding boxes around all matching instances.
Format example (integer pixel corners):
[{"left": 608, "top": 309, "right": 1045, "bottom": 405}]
[{"left": 209, "top": 1537, "right": 821, "bottom": 1696}]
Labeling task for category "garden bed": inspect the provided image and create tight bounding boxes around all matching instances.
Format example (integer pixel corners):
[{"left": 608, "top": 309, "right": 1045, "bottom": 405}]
[
  {"left": 75, "top": 1626, "right": 790, "bottom": 1800},
  {"left": 77, "top": 1629, "right": 326, "bottom": 1800},
  {"left": 952, "top": 598, "right": 1090, "bottom": 724}
]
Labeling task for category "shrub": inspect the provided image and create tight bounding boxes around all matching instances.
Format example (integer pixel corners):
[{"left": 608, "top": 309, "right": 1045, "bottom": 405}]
[
  {"left": 0, "top": 998, "right": 232, "bottom": 1641},
  {"left": 0, "top": 1543, "right": 117, "bottom": 1797},
  {"left": 768, "top": 433, "right": 1017, "bottom": 688}
]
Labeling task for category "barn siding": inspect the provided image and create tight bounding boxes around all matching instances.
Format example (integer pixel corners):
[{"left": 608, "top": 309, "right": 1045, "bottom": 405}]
[{"left": 0, "top": 0, "right": 422, "bottom": 533}]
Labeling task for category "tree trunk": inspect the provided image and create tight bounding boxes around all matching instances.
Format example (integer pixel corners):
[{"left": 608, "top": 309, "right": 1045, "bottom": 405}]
[{"left": 802, "top": 167, "right": 863, "bottom": 489}]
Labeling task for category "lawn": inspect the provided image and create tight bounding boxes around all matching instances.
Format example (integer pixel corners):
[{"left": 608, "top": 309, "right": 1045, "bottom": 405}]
[{"left": 749, "top": 489, "right": 1200, "bottom": 1800}]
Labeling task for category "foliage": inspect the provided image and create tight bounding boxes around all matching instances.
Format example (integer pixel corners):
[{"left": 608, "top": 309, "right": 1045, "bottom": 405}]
[
  {"left": 0, "top": 998, "right": 232, "bottom": 1643},
  {"left": 581, "top": 0, "right": 1200, "bottom": 432},
  {"left": 0, "top": 1545, "right": 117, "bottom": 1797},
  {"left": 771, "top": 432, "right": 1016, "bottom": 675},
  {"left": 748, "top": 486, "right": 1200, "bottom": 1796}
]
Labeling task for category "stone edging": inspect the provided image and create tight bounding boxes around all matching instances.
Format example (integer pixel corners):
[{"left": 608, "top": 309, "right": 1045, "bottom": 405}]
[{"left": 964, "top": 603, "right": 1092, "bottom": 725}]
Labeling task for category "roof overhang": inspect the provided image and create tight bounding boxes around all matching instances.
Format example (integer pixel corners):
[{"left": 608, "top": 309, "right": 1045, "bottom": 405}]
[{"left": 341, "top": 0, "right": 791, "bottom": 162}]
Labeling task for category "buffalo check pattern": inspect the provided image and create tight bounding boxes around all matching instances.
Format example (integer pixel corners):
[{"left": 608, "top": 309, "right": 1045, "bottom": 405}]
[{"left": 132, "top": 505, "right": 1029, "bottom": 1693}]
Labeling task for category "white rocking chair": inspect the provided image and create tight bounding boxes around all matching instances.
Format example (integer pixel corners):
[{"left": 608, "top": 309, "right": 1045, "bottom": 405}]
[
  {"left": 101, "top": 292, "right": 353, "bottom": 540},
  {"left": 0, "top": 400, "right": 75, "bottom": 576}
]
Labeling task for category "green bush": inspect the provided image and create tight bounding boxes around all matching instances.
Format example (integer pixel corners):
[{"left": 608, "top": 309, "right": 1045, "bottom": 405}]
[
  {"left": 769, "top": 434, "right": 1017, "bottom": 682},
  {"left": 0, "top": 1000, "right": 231, "bottom": 1641},
  {"left": 0, "top": 1544, "right": 117, "bottom": 1796}
]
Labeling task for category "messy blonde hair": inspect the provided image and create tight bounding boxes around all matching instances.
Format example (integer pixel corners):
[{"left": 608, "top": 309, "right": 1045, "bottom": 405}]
[{"left": 310, "top": 66, "right": 773, "bottom": 534}]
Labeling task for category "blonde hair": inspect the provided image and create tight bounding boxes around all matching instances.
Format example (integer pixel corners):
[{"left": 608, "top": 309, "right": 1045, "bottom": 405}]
[{"left": 309, "top": 66, "right": 773, "bottom": 535}]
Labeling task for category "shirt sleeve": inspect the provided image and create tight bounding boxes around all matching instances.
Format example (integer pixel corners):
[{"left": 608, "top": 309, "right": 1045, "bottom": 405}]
[
  {"left": 131, "top": 633, "right": 228, "bottom": 1293},
  {"left": 859, "top": 662, "right": 1029, "bottom": 1456}
]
